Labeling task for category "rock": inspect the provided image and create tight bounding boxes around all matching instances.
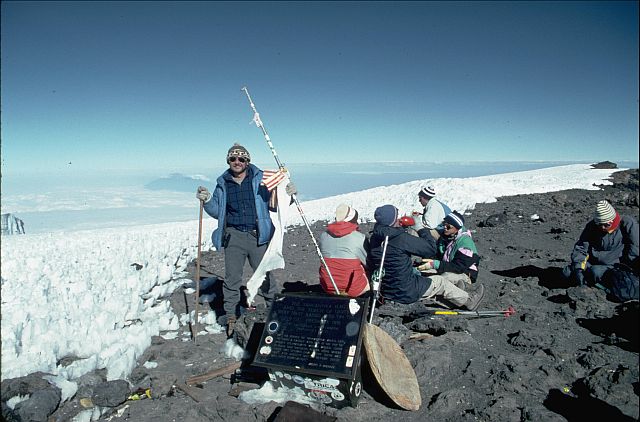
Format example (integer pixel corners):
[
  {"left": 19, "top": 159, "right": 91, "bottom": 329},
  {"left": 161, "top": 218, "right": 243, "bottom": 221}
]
[
  {"left": 91, "top": 380, "right": 130, "bottom": 407},
  {"left": 1, "top": 372, "right": 54, "bottom": 398},
  {"left": 75, "top": 370, "right": 107, "bottom": 399},
  {"left": 13, "top": 387, "right": 61, "bottom": 422},
  {"left": 591, "top": 161, "right": 617, "bottom": 169},
  {"left": 579, "top": 364, "right": 639, "bottom": 419},
  {"left": 483, "top": 212, "right": 508, "bottom": 227}
]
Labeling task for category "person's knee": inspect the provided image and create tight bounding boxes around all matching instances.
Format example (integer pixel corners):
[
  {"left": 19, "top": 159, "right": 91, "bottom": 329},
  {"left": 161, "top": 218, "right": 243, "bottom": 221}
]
[{"left": 586, "top": 265, "right": 611, "bottom": 284}]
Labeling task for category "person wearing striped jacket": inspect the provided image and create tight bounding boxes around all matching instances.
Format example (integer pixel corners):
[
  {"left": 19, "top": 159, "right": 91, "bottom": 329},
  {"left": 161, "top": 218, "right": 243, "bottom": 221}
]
[{"left": 418, "top": 210, "right": 481, "bottom": 291}]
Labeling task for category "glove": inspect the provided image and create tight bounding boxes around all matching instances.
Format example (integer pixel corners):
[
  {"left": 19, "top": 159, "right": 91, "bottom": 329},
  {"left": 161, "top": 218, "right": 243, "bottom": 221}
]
[
  {"left": 285, "top": 182, "right": 297, "bottom": 196},
  {"left": 196, "top": 186, "right": 211, "bottom": 203},
  {"left": 417, "top": 259, "right": 440, "bottom": 272}
]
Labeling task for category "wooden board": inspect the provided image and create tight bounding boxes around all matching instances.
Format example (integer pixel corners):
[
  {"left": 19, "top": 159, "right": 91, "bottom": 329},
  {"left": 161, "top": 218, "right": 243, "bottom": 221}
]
[{"left": 363, "top": 323, "right": 421, "bottom": 411}]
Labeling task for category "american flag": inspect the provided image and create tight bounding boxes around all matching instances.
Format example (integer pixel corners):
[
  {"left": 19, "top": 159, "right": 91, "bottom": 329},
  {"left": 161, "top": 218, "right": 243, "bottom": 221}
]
[{"left": 261, "top": 169, "right": 287, "bottom": 192}]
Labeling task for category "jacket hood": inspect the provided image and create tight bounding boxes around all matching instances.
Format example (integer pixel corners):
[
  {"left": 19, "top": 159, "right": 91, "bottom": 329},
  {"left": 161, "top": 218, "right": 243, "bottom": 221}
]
[
  {"left": 372, "top": 223, "right": 405, "bottom": 239},
  {"left": 327, "top": 221, "right": 359, "bottom": 237}
]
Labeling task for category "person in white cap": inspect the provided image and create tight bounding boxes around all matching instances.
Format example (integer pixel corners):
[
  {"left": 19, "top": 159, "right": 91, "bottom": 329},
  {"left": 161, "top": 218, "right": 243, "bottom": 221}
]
[
  {"left": 563, "top": 200, "right": 638, "bottom": 287},
  {"left": 318, "top": 204, "right": 370, "bottom": 297},
  {"left": 415, "top": 185, "right": 451, "bottom": 240}
]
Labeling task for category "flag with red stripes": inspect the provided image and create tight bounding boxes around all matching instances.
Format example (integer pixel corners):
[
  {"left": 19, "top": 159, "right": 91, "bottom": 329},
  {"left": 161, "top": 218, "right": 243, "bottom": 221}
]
[{"left": 261, "top": 169, "right": 287, "bottom": 192}]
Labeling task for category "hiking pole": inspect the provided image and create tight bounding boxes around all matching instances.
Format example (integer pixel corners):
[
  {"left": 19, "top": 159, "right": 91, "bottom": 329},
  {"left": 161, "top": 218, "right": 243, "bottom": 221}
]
[
  {"left": 417, "top": 306, "right": 516, "bottom": 318},
  {"left": 369, "top": 236, "right": 389, "bottom": 323},
  {"left": 241, "top": 86, "right": 340, "bottom": 295},
  {"left": 192, "top": 200, "right": 204, "bottom": 343}
]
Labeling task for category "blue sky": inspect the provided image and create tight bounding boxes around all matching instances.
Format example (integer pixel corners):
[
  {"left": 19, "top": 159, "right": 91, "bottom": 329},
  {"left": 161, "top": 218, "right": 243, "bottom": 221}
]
[{"left": 1, "top": 1, "right": 638, "bottom": 175}]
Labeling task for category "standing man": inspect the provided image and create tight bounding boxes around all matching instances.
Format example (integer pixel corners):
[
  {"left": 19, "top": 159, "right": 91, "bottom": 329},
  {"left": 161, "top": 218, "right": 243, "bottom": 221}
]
[
  {"left": 563, "top": 200, "right": 639, "bottom": 288},
  {"left": 196, "top": 143, "right": 296, "bottom": 337},
  {"left": 415, "top": 185, "right": 451, "bottom": 240}
]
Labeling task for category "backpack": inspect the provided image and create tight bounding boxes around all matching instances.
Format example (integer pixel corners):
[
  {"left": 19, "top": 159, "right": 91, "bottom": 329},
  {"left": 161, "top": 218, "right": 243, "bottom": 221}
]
[{"left": 603, "top": 264, "right": 639, "bottom": 302}]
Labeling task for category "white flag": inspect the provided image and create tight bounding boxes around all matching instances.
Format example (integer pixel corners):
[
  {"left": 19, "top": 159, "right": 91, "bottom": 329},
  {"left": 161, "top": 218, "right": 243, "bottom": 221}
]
[{"left": 246, "top": 174, "right": 292, "bottom": 305}]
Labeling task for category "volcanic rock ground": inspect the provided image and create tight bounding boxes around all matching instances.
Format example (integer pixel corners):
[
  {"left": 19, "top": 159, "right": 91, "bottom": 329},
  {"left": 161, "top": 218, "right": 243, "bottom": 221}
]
[{"left": 3, "top": 167, "right": 638, "bottom": 422}]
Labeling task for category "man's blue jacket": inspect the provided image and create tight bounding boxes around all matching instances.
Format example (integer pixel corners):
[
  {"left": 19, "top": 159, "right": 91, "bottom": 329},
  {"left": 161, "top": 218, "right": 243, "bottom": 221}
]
[{"left": 203, "top": 164, "right": 274, "bottom": 249}]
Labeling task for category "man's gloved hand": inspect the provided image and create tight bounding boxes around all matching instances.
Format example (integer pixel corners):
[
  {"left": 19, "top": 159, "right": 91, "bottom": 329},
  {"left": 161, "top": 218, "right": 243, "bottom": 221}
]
[
  {"left": 285, "top": 182, "right": 297, "bottom": 196},
  {"left": 196, "top": 186, "right": 211, "bottom": 202},
  {"left": 417, "top": 258, "right": 440, "bottom": 272}
]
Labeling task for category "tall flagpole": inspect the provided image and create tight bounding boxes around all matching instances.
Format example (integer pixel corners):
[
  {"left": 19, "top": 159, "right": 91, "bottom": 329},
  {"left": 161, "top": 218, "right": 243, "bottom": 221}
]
[{"left": 241, "top": 86, "right": 340, "bottom": 295}]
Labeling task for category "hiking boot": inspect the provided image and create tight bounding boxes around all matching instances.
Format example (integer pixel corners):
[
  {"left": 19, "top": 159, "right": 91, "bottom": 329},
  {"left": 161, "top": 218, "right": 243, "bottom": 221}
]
[
  {"left": 226, "top": 316, "right": 236, "bottom": 339},
  {"left": 462, "top": 283, "right": 485, "bottom": 311}
]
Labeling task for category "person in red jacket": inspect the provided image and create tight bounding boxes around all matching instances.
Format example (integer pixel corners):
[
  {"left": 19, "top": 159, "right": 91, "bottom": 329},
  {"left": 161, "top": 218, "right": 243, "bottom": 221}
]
[{"left": 318, "top": 204, "right": 370, "bottom": 297}]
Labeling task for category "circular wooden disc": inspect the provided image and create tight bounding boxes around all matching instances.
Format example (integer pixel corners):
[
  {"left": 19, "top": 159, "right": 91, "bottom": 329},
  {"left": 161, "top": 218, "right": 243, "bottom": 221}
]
[{"left": 363, "top": 323, "right": 422, "bottom": 411}]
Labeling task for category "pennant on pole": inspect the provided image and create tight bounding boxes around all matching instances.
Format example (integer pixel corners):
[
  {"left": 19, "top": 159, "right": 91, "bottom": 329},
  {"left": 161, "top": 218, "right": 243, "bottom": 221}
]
[{"left": 261, "top": 169, "right": 287, "bottom": 192}]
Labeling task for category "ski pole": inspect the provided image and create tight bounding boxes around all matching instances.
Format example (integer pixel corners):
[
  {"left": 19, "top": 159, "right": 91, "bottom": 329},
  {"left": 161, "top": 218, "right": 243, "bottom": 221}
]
[
  {"left": 417, "top": 306, "right": 516, "bottom": 318},
  {"left": 192, "top": 200, "right": 204, "bottom": 343},
  {"left": 369, "top": 236, "right": 389, "bottom": 323},
  {"left": 241, "top": 86, "right": 340, "bottom": 295}
]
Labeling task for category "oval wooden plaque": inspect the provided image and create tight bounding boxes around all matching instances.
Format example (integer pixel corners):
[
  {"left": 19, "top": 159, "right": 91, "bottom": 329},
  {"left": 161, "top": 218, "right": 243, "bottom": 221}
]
[{"left": 363, "top": 323, "right": 421, "bottom": 411}]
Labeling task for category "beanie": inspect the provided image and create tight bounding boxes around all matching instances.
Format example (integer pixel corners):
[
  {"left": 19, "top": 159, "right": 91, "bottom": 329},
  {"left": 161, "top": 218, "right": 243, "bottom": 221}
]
[
  {"left": 335, "top": 203, "right": 357, "bottom": 222},
  {"left": 593, "top": 200, "right": 616, "bottom": 224},
  {"left": 419, "top": 185, "right": 436, "bottom": 199},
  {"left": 227, "top": 143, "right": 251, "bottom": 162},
  {"left": 374, "top": 205, "right": 399, "bottom": 226},
  {"left": 444, "top": 210, "right": 465, "bottom": 230}
]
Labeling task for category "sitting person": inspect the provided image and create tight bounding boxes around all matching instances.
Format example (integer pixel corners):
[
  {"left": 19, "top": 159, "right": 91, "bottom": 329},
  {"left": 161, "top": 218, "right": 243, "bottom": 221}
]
[
  {"left": 367, "top": 204, "right": 484, "bottom": 310},
  {"left": 318, "top": 204, "right": 370, "bottom": 297},
  {"left": 563, "top": 200, "right": 639, "bottom": 288},
  {"left": 417, "top": 210, "right": 480, "bottom": 290},
  {"left": 414, "top": 185, "right": 451, "bottom": 240}
]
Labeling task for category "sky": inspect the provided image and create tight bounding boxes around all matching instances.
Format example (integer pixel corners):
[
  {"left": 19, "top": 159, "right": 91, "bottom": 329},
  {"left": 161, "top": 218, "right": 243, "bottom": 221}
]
[
  {"left": 1, "top": 1, "right": 638, "bottom": 177},
  {"left": 1, "top": 164, "right": 622, "bottom": 407}
]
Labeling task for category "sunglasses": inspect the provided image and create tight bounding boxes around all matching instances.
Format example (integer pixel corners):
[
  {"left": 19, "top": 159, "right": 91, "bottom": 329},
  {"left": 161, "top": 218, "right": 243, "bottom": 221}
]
[
  {"left": 444, "top": 223, "right": 453, "bottom": 229},
  {"left": 598, "top": 221, "right": 613, "bottom": 228},
  {"left": 228, "top": 156, "right": 247, "bottom": 163}
]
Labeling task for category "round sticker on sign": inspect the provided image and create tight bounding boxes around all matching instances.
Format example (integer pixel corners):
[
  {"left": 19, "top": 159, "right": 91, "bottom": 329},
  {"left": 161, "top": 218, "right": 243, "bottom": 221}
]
[
  {"left": 259, "top": 346, "right": 272, "bottom": 355},
  {"left": 348, "top": 299, "right": 360, "bottom": 315},
  {"left": 265, "top": 335, "right": 273, "bottom": 344},
  {"left": 267, "top": 321, "right": 279, "bottom": 333},
  {"left": 331, "top": 391, "right": 345, "bottom": 401}
]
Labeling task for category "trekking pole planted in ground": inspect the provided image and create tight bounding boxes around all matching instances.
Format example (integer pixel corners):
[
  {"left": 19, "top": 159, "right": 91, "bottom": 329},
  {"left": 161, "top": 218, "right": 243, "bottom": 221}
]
[
  {"left": 241, "top": 86, "right": 340, "bottom": 295},
  {"left": 369, "top": 236, "right": 389, "bottom": 323},
  {"left": 192, "top": 200, "right": 204, "bottom": 343}
]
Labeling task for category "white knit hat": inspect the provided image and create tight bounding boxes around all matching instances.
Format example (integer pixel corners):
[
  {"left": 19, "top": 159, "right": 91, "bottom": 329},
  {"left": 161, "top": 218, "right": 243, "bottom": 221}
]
[
  {"left": 419, "top": 185, "right": 436, "bottom": 198},
  {"left": 593, "top": 200, "right": 616, "bottom": 224},
  {"left": 335, "top": 203, "right": 357, "bottom": 222}
]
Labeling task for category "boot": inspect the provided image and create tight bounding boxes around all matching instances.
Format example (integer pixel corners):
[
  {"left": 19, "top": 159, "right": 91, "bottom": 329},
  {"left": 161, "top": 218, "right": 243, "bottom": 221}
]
[
  {"left": 226, "top": 316, "right": 236, "bottom": 339},
  {"left": 462, "top": 283, "right": 485, "bottom": 311}
]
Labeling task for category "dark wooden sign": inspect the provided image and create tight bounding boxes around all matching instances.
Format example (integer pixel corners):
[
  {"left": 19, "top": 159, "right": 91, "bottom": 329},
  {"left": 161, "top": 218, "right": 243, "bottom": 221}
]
[
  {"left": 254, "top": 293, "right": 368, "bottom": 378},
  {"left": 253, "top": 293, "right": 369, "bottom": 408}
]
